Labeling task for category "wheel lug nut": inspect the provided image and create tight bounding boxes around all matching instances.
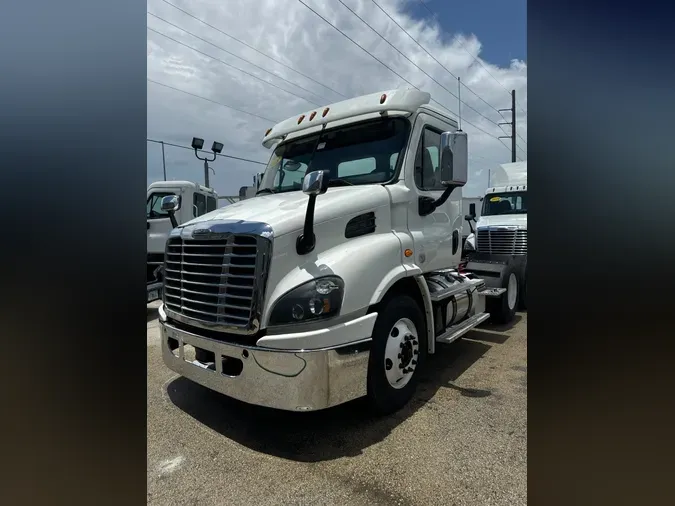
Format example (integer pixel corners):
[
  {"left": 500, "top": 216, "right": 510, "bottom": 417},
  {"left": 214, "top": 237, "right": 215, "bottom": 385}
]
[
  {"left": 413, "top": 350, "right": 418, "bottom": 355},
  {"left": 397, "top": 353, "right": 402, "bottom": 359},
  {"left": 412, "top": 360, "right": 417, "bottom": 365},
  {"left": 412, "top": 340, "right": 418, "bottom": 345}
]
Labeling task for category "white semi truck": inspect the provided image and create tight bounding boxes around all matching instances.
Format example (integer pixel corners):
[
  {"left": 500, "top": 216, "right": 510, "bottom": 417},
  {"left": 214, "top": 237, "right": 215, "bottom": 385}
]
[
  {"left": 464, "top": 161, "right": 527, "bottom": 316},
  {"left": 147, "top": 181, "right": 219, "bottom": 303},
  {"left": 156, "top": 89, "right": 516, "bottom": 414}
]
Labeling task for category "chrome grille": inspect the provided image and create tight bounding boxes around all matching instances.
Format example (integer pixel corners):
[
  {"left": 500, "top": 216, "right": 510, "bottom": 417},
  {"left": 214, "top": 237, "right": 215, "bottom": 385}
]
[
  {"left": 476, "top": 228, "right": 527, "bottom": 255},
  {"left": 163, "top": 234, "right": 267, "bottom": 331}
]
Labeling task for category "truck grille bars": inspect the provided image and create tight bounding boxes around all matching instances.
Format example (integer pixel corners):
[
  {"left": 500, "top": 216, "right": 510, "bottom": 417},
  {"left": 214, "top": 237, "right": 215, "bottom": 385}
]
[
  {"left": 163, "top": 232, "right": 271, "bottom": 334},
  {"left": 476, "top": 228, "right": 527, "bottom": 255}
]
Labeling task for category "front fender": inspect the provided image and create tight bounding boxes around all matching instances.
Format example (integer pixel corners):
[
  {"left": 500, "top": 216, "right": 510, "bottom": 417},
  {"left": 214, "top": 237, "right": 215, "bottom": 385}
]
[{"left": 261, "top": 231, "right": 407, "bottom": 328}]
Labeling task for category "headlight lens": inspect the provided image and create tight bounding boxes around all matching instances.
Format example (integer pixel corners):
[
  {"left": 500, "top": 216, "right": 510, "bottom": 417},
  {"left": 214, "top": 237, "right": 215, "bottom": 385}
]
[{"left": 269, "top": 276, "right": 344, "bottom": 326}]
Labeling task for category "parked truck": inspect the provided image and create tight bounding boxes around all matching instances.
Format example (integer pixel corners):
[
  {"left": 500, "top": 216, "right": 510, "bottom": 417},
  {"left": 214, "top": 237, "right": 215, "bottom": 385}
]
[
  {"left": 147, "top": 181, "right": 219, "bottom": 303},
  {"left": 156, "top": 88, "right": 515, "bottom": 414},
  {"left": 464, "top": 161, "right": 527, "bottom": 316}
]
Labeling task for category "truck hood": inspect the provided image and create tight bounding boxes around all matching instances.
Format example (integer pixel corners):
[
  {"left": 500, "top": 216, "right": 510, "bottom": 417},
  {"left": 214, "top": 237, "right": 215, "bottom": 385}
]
[
  {"left": 476, "top": 213, "right": 527, "bottom": 230},
  {"left": 181, "top": 185, "right": 392, "bottom": 237}
]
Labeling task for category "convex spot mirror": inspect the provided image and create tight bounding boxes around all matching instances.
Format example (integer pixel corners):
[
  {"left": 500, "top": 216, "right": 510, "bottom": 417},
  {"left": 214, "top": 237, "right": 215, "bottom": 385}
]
[{"left": 439, "top": 131, "right": 468, "bottom": 187}]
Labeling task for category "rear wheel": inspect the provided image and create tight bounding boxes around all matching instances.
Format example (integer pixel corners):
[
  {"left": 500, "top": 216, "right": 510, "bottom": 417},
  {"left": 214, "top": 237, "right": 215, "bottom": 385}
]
[
  {"left": 367, "top": 294, "right": 427, "bottom": 414},
  {"left": 487, "top": 266, "right": 518, "bottom": 324}
]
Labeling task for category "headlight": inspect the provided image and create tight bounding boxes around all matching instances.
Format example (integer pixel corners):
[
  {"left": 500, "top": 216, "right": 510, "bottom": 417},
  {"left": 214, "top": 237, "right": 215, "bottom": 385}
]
[{"left": 269, "top": 276, "right": 344, "bottom": 326}]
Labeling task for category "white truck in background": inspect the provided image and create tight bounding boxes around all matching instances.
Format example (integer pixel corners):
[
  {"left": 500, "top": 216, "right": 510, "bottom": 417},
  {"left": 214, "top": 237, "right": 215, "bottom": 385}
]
[
  {"left": 147, "top": 181, "right": 219, "bottom": 303},
  {"left": 148, "top": 181, "right": 256, "bottom": 303},
  {"left": 156, "top": 88, "right": 516, "bottom": 414},
  {"left": 464, "top": 161, "right": 527, "bottom": 316}
]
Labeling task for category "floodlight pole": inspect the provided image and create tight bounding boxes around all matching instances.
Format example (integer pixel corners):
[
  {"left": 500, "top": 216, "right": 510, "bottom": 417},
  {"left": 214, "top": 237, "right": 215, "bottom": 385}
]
[{"left": 193, "top": 150, "right": 217, "bottom": 188}]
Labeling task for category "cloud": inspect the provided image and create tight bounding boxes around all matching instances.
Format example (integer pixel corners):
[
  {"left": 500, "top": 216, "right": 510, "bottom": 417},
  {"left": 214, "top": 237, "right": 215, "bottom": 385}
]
[{"left": 147, "top": 0, "right": 526, "bottom": 198}]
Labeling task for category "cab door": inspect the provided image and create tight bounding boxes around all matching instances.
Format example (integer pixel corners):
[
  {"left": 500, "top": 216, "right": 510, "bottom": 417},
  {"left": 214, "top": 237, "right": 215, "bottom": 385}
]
[{"left": 405, "top": 112, "right": 463, "bottom": 272}]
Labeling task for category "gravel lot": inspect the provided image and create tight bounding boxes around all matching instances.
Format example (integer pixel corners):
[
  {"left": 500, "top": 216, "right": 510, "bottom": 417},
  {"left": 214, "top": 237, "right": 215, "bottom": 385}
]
[{"left": 147, "top": 302, "right": 527, "bottom": 506}]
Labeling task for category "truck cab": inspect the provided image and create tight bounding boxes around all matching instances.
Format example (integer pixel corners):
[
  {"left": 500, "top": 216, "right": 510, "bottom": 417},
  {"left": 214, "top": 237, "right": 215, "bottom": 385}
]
[
  {"left": 156, "top": 88, "right": 513, "bottom": 414},
  {"left": 147, "top": 181, "right": 218, "bottom": 302},
  {"left": 464, "top": 161, "right": 527, "bottom": 317}
]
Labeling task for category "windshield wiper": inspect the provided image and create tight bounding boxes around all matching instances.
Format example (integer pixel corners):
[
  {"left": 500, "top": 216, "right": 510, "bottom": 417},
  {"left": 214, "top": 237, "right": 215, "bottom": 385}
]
[
  {"left": 256, "top": 188, "right": 277, "bottom": 195},
  {"left": 326, "top": 178, "right": 353, "bottom": 187}
]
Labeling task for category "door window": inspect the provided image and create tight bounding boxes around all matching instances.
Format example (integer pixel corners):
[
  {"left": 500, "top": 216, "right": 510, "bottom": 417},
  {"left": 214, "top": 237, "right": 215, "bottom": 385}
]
[
  {"left": 206, "top": 195, "right": 217, "bottom": 212},
  {"left": 193, "top": 193, "right": 207, "bottom": 217},
  {"left": 414, "top": 128, "right": 444, "bottom": 191}
]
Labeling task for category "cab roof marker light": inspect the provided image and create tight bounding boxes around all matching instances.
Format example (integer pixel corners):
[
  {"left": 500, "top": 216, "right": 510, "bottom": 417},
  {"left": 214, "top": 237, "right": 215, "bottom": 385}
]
[
  {"left": 309, "top": 111, "right": 317, "bottom": 121},
  {"left": 297, "top": 115, "right": 305, "bottom": 124},
  {"left": 322, "top": 107, "right": 330, "bottom": 117}
]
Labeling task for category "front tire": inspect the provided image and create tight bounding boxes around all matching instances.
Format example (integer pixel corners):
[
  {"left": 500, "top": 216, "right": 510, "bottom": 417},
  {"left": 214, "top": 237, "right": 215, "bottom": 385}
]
[
  {"left": 487, "top": 266, "right": 519, "bottom": 324},
  {"left": 367, "top": 294, "right": 427, "bottom": 415}
]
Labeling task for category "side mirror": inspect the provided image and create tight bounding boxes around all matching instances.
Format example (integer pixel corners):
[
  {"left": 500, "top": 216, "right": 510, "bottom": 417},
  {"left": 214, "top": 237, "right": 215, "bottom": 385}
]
[
  {"left": 161, "top": 195, "right": 180, "bottom": 229},
  {"left": 161, "top": 195, "right": 181, "bottom": 212},
  {"left": 469, "top": 203, "right": 476, "bottom": 216},
  {"left": 302, "top": 170, "right": 329, "bottom": 196},
  {"left": 464, "top": 214, "right": 474, "bottom": 222},
  {"left": 439, "top": 131, "right": 468, "bottom": 187}
]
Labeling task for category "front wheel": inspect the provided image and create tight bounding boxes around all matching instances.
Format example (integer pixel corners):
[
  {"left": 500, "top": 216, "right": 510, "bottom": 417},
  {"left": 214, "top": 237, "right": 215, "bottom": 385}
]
[
  {"left": 487, "top": 266, "right": 519, "bottom": 324},
  {"left": 366, "top": 294, "right": 427, "bottom": 414}
]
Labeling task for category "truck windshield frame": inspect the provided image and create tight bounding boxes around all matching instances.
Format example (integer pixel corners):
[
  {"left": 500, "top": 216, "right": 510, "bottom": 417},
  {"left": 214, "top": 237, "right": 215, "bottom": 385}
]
[
  {"left": 258, "top": 117, "right": 411, "bottom": 193},
  {"left": 482, "top": 191, "right": 527, "bottom": 216}
]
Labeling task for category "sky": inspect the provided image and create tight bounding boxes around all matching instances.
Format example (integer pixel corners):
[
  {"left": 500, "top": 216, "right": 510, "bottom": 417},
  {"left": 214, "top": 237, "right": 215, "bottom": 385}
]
[{"left": 147, "top": 0, "right": 527, "bottom": 198}]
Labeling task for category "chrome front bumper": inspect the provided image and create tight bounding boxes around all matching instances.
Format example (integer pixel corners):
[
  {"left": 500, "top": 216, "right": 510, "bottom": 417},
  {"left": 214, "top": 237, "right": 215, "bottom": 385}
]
[{"left": 159, "top": 310, "right": 372, "bottom": 412}]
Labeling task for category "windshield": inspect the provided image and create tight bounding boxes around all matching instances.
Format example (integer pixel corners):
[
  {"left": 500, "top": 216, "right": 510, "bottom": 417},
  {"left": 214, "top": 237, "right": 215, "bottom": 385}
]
[
  {"left": 482, "top": 191, "right": 527, "bottom": 216},
  {"left": 258, "top": 117, "right": 410, "bottom": 193},
  {"left": 147, "top": 191, "right": 174, "bottom": 219}
]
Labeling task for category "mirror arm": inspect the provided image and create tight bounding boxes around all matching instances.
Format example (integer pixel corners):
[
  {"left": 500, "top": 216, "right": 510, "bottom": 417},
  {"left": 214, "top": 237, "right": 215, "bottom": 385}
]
[
  {"left": 168, "top": 210, "right": 178, "bottom": 229},
  {"left": 296, "top": 194, "right": 317, "bottom": 255},
  {"left": 418, "top": 184, "right": 460, "bottom": 217}
]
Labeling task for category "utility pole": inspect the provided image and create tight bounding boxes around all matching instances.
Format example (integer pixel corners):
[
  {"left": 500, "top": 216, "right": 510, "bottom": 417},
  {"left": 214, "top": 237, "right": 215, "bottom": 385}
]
[
  {"left": 160, "top": 141, "right": 167, "bottom": 181},
  {"left": 498, "top": 90, "right": 517, "bottom": 163}
]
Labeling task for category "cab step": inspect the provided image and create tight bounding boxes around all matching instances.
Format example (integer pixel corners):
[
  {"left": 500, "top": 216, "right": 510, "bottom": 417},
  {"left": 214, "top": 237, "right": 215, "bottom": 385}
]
[
  {"left": 435, "top": 312, "right": 491, "bottom": 345},
  {"left": 477, "top": 287, "right": 506, "bottom": 298}
]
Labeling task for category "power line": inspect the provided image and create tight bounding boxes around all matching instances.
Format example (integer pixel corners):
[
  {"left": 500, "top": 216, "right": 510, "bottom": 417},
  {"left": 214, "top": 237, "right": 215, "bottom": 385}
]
[
  {"left": 147, "top": 78, "right": 279, "bottom": 123},
  {"left": 335, "top": 0, "right": 500, "bottom": 127},
  {"left": 296, "top": 1, "right": 425, "bottom": 95},
  {"left": 148, "top": 12, "right": 331, "bottom": 104},
  {"left": 417, "top": 0, "right": 528, "bottom": 118},
  {"left": 147, "top": 138, "right": 268, "bottom": 166},
  {"left": 148, "top": 26, "right": 322, "bottom": 107},
  {"left": 296, "top": 0, "right": 509, "bottom": 152},
  {"left": 158, "top": 0, "right": 346, "bottom": 99},
  {"left": 369, "top": 0, "right": 502, "bottom": 116},
  {"left": 516, "top": 131, "right": 527, "bottom": 147}
]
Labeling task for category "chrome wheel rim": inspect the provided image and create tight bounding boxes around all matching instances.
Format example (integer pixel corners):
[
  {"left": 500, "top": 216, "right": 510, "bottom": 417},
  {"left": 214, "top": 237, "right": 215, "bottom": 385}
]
[{"left": 384, "top": 318, "right": 419, "bottom": 389}]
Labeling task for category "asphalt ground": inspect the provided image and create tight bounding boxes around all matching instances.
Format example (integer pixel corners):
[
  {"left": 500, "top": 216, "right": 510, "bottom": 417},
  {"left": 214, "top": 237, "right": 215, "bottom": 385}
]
[{"left": 147, "top": 302, "right": 527, "bottom": 506}]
